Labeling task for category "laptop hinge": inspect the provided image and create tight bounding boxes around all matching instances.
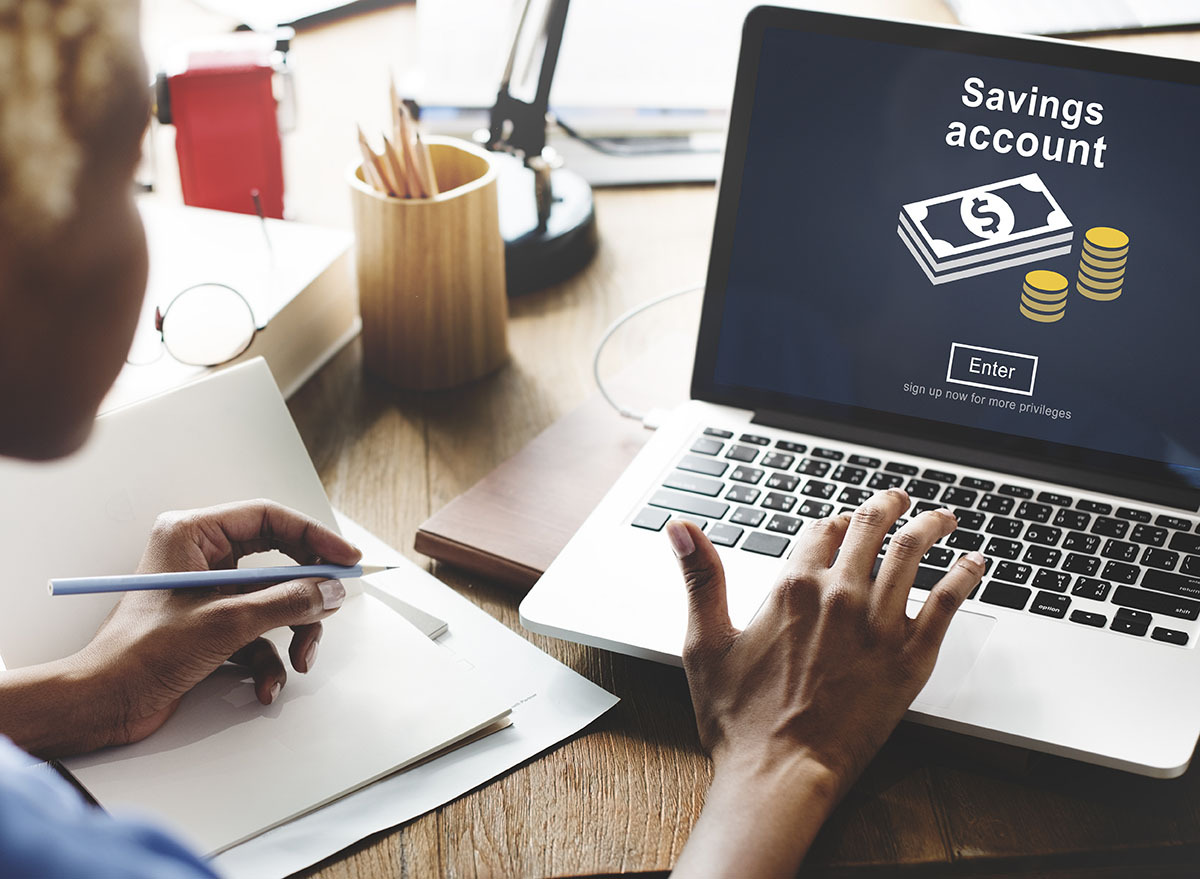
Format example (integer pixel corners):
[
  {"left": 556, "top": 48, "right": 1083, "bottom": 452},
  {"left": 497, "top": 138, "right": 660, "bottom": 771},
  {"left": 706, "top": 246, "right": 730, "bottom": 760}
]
[{"left": 752, "top": 409, "right": 1200, "bottom": 512}]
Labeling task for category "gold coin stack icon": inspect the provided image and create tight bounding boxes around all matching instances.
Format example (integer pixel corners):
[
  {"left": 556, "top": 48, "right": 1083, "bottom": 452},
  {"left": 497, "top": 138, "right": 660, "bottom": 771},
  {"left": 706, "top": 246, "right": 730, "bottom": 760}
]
[
  {"left": 1077, "top": 226, "right": 1129, "bottom": 301},
  {"left": 1020, "top": 269, "right": 1069, "bottom": 323}
]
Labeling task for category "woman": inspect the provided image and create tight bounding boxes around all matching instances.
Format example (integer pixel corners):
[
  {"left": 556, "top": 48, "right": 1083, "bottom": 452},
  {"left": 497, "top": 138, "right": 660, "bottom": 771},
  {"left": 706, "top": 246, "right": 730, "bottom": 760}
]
[{"left": 0, "top": 2, "right": 984, "bottom": 876}]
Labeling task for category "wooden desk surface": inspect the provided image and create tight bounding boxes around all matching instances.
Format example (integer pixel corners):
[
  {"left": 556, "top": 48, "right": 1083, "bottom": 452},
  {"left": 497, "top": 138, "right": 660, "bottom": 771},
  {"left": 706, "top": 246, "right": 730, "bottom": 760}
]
[{"left": 139, "top": 2, "right": 1200, "bottom": 876}]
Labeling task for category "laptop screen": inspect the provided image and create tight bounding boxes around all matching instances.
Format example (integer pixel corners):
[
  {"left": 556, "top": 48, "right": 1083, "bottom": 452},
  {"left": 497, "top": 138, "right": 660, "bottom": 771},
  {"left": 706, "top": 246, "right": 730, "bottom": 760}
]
[{"left": 694, "top": 8, "right": 1200, "bottom": 498}]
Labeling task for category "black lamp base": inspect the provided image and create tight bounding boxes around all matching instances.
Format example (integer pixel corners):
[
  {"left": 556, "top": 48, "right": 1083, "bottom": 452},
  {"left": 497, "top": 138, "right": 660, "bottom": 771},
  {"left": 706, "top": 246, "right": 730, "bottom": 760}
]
[{"left": 492, "top": 152, "right": 598, "bottom": 296}]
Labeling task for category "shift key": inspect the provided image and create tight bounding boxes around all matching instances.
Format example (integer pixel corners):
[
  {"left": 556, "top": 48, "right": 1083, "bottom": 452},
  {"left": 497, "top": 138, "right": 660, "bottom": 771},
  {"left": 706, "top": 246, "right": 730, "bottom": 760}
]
[
  {"left": 1112, "top": 585, "right": 1200, "bottom": 621},
  {"left": 649, "top": 490, "right": 729, "bottom": 520}
]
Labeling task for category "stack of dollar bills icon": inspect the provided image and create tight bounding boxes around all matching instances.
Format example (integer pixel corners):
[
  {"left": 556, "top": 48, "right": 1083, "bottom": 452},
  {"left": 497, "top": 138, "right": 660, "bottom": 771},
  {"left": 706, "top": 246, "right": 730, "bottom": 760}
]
[
  {"left": 1076, "top": 227, "right": 1129, "bottom": 301},
  {"left": 898, "top": 173, "right": 1074, "bottom": 285}
]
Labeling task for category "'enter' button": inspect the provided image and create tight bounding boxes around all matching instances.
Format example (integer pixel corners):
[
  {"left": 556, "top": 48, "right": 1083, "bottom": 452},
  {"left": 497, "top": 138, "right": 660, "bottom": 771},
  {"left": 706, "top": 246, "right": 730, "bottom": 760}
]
[{"left": 946, "top": 343, "right": 1038, "bottom": 396}]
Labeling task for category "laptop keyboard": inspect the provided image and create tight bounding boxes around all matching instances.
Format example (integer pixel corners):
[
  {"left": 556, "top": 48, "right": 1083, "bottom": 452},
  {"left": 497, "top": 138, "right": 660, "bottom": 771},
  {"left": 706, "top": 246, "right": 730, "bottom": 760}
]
[{"left": 631, "top": 426, "right": 1200, "bottom": 648}]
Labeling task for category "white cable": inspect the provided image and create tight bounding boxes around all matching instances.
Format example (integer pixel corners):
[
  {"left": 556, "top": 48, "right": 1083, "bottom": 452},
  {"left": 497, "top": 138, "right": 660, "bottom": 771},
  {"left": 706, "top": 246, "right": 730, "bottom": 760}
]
[{"left": 592, "top": 284, "right": 704, "bottom": 424}]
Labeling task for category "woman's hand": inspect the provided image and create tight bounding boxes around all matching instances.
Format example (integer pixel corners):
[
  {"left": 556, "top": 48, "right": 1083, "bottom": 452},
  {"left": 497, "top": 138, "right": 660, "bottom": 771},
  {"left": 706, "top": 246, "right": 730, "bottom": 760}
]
[
  {"left": 669, "top": 489, "right": 985, "bottom": 878},
  {"left": 74, "top": 500, "right": 361, "bottom": 750}
]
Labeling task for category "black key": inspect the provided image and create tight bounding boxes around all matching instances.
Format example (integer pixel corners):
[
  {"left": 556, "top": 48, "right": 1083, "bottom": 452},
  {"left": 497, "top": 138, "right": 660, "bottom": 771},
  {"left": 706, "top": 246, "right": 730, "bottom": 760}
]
[
  {"left": 985, "top": 516, "right": 1023, "bottom": 538},
  {"left": 742, "top": 532, "right": 789, "bottom": 557},
  {"left": 1033, "top": 569, "right": 1072, "bottom": 593},
  {"left": 832, "top": 465, "right": 867, "bottom": 485},
  {"left": 731, "top": 506, "right": 766, "bottom": 528},
  {"left": 1169, "top": 532, "right": 1200, "bottom": 554},
  {"left": 947, "top": 530, "right": 984, "bottom": 551},
  {"left": 980, "top": 581, "right": 1032, "bottom": 610},
  {"left": 798, "top": 500, "right": 833, "bottom": 518},
  {"left": 941, "top": 486, "right": 978, "bottom": 508},
  {"left": 985, "top": 537, "right": 1021, "bottom": 560},
  {"left": 906, "top": 479, "right": 941, "bottom": 500},
  {"left": 1141, "top": 569, "right": 1200, "bottom": 600},
  {"left": 1116, "top": 607, "right": 1151, "bottom": 624},
  {"left": 729, "top": 466, "right": 764, "bottom": 484},
  {"left": 797, "top": 458, "right": 831, "bottom": 477},
  {"left": 1091, "top": 517, "right": 1129, "bottom": 538},
  {"left": 762, "top": 492, "right": 797, "bottom": 512},
  {"left": 1116, "top": 506, "right": 1152, "bottom": 523},
  {"left": 838, "top": 487, "right": 873, "bottom": 506},
  {"left": 1156, "top": 515, "right": 1194, "bottom": 531},
  {"left": 923, "top": 546, "right": 955, "bottom": 567},
  {"left": 885, "top": 461, "right": 919, "bottom": 476},
  {"left": 1183, "top": 556, "right": 1200, "bottom": 576},
  {"left": 1101, "top": 560, "right": 1140, "bottom": 584},
  {"left": 1071, "top": 577, "right": 1111, "bottom": 601},
  {"left": 775, "top": 440, "right": 806, "bottom": 453},
  {"left": 1111, "top": 615, "right": 1150, "bottom": 637},
  {"left": 848, "top": 454, "right": 880, "bottom": 468},
  {"left": 912, "top": 501, "right": 941, "bottom": 516},
  {"left": 1037, "top": 491, "right": 1073, "bottom": 507},
  {"left": 979, "top": 494, "right": 1014, "bottom": 515},
  {"left": 960, "top": 476, "right": 995, "bottom": 491},
  {"left": 663, "top": 471, "right": 724, "bottom": 497},
  {"left": 1101, "top": 539, "right": 1138, "bottom": 562},
  {"left": 649, "top": 490, "right": 729, "bottom": 520},
  {"left": 801, "top": 480, "right": 837, "bottom": 500},
  {"left": 1152, "top": 627, "right": 1189, "bottom": 646},
  {"left": 1063, "top": 531, "right": 1100, "bottom": 554},
  {"left": 1053, "top": 509, "right": 1091, "bottom": 530},
  {"left": 678, "top": 454, "right": 728, "bottom": 477},
  {"left": 1077, "top": 500, "right": 1113, "bottom": 515},
  {"left": 867, "top": 472, "right": 904, "bottom": 490},
  {"left": 707, "top": 523, "right": 743, "bottom": 547},
  {"left": 954, "top": 509, "right": 986, "bottom": 531},
  {"left": 761, "top": 452, "right": 795, "bottom": 470},
  {"left": 994, "top": 561, "right": 1031, "bottom": 584},
  {"left": 1063, "top": 554, "right": 1101, "bottom": 576},
  {"left": 703, "top": 427, "right": 733, "bottom": 439},
  {"left": 1142, "top": 547, "right": 1179, "bottom": 571},
  {"left": 671, "top": 515, "right": 708, "bottom": 531},
  {"left": 690, "top": 437, "right": 724, "bottom": 456},
  {"left": 726, "top": 445, "right": 759, "bottom": 463},
  {"left": 1024, "top": 546, "right": 1061, "bottom": 568},
  {"left": 765, "top": 473, "right": 800, "bottom": 492},
  {"left": 1024, "top": 525, "right": 1062, "bottom": 547},
  {"left": 1070, "top": 609, "right": 1107, "bottom": 627},
  {"left": 631, "top": 507, "right": 670, "bottom": 531},
  {"left": 999, "top": 484, "right": 1034, "bottom": 498},
  {"left": 839, "top": 507, "right": 856, "bottom": 515},
  {"left": 922, "top": 468, "right": 956, "bottom": 483},
  {"left": 766, "top": 514, "right": 802, "bottom": 535},
  {"left": 1113, "top": 585, "right": 1200, "bottom": 621},
  {"left": 811, "top": 447, "right": 844, "bottom": 460},
  {"left": 1030, "top": 591, "right": 1070, "bottom": 619},
  {"left": 1130, "top": 524, "right": 1167, "bottom": 547},
  {"left": 726, "top": 485, "right": 760, "bottom": 504},
  {"left": 739, "top": 433, "right": 770, "bottom": 446},
  {"left": 1015, "top": 502, "right": 1052, "bottom": 523}
]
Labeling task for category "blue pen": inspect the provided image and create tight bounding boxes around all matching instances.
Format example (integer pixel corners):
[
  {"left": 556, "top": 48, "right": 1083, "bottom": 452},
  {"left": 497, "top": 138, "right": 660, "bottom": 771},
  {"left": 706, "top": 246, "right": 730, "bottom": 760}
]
[{"left": 48, "top": 564, "right": 393, "bottom": 596}]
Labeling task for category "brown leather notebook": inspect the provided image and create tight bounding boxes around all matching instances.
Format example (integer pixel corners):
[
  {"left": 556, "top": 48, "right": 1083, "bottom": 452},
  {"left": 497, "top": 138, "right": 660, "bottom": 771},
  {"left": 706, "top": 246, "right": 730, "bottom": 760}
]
[{"left": 414, "top": 393, "right": 653, "bottom": 590}]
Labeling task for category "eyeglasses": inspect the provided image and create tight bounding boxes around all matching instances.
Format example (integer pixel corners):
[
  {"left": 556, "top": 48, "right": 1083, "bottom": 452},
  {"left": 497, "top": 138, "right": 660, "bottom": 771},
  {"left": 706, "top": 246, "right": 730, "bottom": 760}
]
[{"left": 125, "top": 283, "right": 264, "bottom": 367}]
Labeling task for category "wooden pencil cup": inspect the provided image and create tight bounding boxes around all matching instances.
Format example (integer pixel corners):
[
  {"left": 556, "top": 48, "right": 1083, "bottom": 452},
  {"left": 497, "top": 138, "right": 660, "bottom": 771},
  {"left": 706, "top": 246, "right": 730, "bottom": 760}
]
[{"left": 349, "top": 136, "right": 509, "bottom": 390}]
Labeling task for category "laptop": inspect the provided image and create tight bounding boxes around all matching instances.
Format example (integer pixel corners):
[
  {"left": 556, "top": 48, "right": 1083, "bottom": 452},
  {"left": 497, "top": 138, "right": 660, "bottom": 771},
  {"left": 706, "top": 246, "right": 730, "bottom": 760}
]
[{"left": 520, "top": 6, "right": 1200, "bottom": 778}]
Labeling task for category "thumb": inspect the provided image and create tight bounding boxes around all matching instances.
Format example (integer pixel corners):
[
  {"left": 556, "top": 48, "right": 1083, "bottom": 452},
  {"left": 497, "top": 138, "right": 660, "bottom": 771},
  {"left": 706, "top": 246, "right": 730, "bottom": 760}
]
[
  {"left": 665, "top": 521, "right": 734, "bottom": 657},
  {"left": 221, "top": 577, "right": 346, "bottom": 643}
]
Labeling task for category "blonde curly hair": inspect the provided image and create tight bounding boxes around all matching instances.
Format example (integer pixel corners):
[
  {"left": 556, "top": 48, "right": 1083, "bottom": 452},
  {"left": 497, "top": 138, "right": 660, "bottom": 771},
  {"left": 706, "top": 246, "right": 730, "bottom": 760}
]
[{"left": 0, "top": 0, "right": 143, "bottom": 238}]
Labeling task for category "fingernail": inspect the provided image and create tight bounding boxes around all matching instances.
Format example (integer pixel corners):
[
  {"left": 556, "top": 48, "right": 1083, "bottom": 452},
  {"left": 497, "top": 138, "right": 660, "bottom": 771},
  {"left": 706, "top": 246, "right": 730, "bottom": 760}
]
[
  {"left": 966, "top": 550, "right": 986, "bottom": 566},
  {"left": 665, "top": 521, "right": 695, "bottom": 558},
  {"left": 304, "top": 639, "right": 319, "bottom": 672},
  {"left": 269, "top": 681, "right": 282, "bottom": 703},
  {"left": 318, "top": 579, "right": 345, "bottom": 610}
]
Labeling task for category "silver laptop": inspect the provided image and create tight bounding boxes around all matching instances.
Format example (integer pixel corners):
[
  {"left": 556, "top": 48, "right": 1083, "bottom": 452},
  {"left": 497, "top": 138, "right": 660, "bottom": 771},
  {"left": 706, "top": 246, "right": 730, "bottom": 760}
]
[{"left": 521, "top": 7, "right": 1200, "bottom": 777}]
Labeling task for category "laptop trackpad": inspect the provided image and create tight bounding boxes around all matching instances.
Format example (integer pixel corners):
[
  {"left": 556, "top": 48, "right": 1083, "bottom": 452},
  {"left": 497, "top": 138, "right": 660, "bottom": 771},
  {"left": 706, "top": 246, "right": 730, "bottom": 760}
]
[{"left": 908, "top": 600, "right": 996, "bottom": 709}]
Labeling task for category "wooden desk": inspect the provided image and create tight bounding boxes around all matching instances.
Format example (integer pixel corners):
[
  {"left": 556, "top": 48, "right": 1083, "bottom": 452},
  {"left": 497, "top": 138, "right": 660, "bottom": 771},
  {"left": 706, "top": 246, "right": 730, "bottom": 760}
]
[{"left": 140, "top": 2, "right": 1200, "bottom": 875}]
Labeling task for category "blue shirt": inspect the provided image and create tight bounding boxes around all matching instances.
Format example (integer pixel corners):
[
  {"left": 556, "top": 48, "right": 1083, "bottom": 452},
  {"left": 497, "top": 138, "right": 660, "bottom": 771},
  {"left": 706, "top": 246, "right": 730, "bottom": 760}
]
[{"left": 0, "top": 738, "right": 215, "bottom": 879}]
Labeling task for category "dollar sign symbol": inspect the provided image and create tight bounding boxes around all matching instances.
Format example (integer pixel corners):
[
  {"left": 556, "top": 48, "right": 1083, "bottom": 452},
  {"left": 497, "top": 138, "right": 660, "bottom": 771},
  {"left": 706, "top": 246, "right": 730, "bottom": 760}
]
[{"left": 970, "top": 197, "right": 1001, "bottom": 234}]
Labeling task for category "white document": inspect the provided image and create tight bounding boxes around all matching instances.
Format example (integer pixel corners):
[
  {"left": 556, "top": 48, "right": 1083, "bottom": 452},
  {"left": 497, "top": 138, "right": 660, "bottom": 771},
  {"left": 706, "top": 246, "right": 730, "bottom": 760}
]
[{"left": 212, "top": 511, "right": 621, "bottom": 879}]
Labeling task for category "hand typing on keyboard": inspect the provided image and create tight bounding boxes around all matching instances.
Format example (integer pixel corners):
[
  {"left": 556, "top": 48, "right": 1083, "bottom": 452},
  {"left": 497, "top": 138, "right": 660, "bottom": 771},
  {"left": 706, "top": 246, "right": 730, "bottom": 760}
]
[{"left": 666, "top": 489, "right": 986, "bottom": 879}]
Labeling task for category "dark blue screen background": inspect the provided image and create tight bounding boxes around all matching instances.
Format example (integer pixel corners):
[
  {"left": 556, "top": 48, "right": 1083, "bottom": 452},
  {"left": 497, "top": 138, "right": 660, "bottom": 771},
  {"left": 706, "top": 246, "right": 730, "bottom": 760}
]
[{"left": 713, "top": 27, "right": 1200, "bottom": 480}]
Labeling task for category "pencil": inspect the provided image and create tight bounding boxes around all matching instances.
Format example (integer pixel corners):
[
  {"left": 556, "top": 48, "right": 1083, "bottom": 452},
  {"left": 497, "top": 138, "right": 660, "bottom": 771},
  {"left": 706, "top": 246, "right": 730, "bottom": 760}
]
[
  {"left": 396, "top": 102, "right": 430, "bottom": 198},
  {"left": 357, "top": 126, "right": 392, "bottom": 195},
  {"left": 414, "top": 129, "right": 440, "bottom": 197},
  {"left": 49, "top": 564, "right": 396, "bottom": 596},
  {"left": 381, "top": 134, "right": 411, "bottom": 199}
]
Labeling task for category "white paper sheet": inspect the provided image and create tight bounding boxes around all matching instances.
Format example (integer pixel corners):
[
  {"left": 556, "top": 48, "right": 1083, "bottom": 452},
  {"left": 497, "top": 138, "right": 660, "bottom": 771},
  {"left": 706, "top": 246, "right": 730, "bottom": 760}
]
[{"left": 211, "top": 512, "right": 620, "bottom": 879}]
